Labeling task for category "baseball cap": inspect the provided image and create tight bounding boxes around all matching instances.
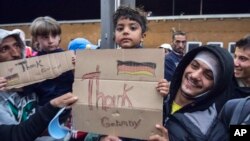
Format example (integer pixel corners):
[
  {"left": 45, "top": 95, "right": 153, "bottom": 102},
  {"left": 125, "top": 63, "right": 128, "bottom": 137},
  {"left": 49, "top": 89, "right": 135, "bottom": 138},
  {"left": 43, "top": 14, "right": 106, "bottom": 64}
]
[
  {"left": 159, "top": 43, "right": 172, "bottom": 50},
  {"left": 68, "top": 38, "right": 99, "bottom": 51}
]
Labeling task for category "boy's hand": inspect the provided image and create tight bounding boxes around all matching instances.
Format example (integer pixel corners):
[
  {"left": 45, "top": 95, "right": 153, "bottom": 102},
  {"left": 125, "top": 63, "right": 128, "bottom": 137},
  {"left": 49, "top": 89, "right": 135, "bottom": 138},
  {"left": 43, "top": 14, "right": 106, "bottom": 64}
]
[
  {"left": 50, "top": 92, "right": 78, "bottom": 108},
  {"left": 156, "top": 79, "right": 170, "bottom": 97},
  {"left": 0, "top": 77, "right": 7, "bottom": 91},
  {"left": 148, "top": 124, "right": 169, "bottom": 141}
]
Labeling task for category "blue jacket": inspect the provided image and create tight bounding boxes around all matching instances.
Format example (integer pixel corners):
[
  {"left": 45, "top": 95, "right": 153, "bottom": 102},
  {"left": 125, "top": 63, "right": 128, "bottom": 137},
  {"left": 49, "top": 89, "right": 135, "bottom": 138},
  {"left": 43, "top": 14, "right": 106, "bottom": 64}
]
[
  {"left": 164, "top": 51, "right": 183, "bottom": 81},
  {"left": 219, "top": 96, "right": 250, "bottom": 128}
]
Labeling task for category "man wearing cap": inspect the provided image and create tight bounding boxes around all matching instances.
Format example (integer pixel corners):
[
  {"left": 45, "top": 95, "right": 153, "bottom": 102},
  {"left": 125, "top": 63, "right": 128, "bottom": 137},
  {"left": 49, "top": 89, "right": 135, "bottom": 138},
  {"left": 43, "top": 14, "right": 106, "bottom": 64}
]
[
  {"left": 149, "top": 45, "right": 233, "bottom": 141},
  {"left": 0, "top": 29, "right": 78, "bottom": 141},
  {"left": 164, "top": 31, "right": 187, "bottom": 81},
  {"left": 159, "top": 43, "right": 172, "bottom": 55}
]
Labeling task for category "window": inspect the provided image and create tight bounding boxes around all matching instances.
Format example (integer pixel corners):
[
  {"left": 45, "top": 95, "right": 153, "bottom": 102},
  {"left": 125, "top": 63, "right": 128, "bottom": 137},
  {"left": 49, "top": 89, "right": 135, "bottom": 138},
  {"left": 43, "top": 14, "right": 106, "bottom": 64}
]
[
  {"left": 186, "top": 41, "right": 202, "bottom": 53},
  {"left": 207, "top": 42, "right": 223, "bottom": 48},
  {"left": 228, "top": 42, "right": 236, "bottom": 54}
]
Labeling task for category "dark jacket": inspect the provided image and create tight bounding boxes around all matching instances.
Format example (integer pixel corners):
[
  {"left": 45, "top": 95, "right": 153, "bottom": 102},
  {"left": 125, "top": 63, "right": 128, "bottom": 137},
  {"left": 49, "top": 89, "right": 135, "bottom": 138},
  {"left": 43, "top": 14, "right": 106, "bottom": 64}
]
[
  {"left": 28, "top": 48, "right": 74, "bottom": 106},
  {"left": 0, "top": 103, "right": 60, "bottom": 141},
  {"left": 164, "top": 51, "right": 183, "bottom": 81},
  {"left": 219, "top": 96, "right": 250, "bottom": 127},
  {"left": 163, "top": 45, "right": 234, "bottom": 141},
  {"left": 215, "top": 75, "right": 250, "bottom": 113}
]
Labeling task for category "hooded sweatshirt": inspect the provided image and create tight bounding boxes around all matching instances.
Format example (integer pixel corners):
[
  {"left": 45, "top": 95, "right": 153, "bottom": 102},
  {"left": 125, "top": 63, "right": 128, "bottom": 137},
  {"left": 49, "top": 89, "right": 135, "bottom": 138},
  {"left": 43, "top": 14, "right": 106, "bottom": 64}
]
[
  {"left": 163, "top": 45, "right": 234, "bottom": 141},
  {"left": 0, "top": 29, "right": 37, "bottom": 125},
  {"left": 0, "top": 29, "right": 61, "bottom": 141}
]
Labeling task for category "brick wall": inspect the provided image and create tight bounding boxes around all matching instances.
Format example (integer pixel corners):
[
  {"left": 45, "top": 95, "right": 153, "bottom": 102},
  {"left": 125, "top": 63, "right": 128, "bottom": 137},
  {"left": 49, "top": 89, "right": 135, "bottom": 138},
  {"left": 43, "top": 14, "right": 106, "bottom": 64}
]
[{"left": 1, "top": 18, "right": 250, "bottom": 50}]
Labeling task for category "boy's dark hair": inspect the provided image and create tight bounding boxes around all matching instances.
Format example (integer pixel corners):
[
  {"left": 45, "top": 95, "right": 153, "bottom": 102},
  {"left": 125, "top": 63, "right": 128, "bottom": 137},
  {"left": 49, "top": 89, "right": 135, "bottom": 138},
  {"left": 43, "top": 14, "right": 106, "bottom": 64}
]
[
  {"left": 30, "top": 16, "right": 61, "bottom": 38},
  {"left": 172, "top": 31, "right": 186, "bottom": 40},
  {"left": 113, "top": 6, "right": 148, "bottom": 33},
  {"left": 235, "top": 35, "right": 250, "bottom": 50}
]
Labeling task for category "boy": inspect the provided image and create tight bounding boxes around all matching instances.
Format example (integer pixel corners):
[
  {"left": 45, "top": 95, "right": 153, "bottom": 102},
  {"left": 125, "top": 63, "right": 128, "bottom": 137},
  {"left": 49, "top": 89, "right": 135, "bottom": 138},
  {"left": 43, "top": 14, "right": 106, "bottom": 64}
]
[
  {"left": 149, "top": 45, "right": 234, "bottom": 141},
  {"left": 113, "top": 6, "right": 147, "bottom": 49},
  {"left": 0, "top": 28, "right": 78, "bottom": 141},
  {"left": 113, "top": 6, "right": 168, "bottom": 96},
  {"left": 28, "top": 16, "right": 74, "bottom": 106},
  {"left": 85, "top": 6, "right": 169, "bottom": 141},
  {"left": 28, "top": 16, "right": 87, "bottom": 140}
]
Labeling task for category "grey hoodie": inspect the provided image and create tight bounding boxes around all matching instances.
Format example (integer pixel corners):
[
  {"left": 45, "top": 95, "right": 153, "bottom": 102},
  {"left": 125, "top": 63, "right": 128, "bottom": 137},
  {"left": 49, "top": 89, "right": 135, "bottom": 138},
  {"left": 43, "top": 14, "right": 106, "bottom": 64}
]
[
  {"left": 0, "top": 29, "right": 37, "bottom": 125},
  {"left": 0, "top": 29, "right": 65, "bottom": 141}
]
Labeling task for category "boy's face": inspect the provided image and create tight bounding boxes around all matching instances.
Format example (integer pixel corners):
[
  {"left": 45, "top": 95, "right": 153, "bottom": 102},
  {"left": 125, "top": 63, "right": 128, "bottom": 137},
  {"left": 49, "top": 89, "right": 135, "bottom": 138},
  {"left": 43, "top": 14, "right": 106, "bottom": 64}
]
[
  {"left": 0, "top": 36, "right": 22, "bottom": 62},
  {"left": 115, "top": 17, "right": 145, "bottom": 49},
  {"left": 234, "top": 47, "right": 250, "bottom": 80},
  {"left": 180, "top": 59, "right": 214, "bottom": 98},
  {"left": 36, "top": 34, "right": 60, "bottom": 52}
]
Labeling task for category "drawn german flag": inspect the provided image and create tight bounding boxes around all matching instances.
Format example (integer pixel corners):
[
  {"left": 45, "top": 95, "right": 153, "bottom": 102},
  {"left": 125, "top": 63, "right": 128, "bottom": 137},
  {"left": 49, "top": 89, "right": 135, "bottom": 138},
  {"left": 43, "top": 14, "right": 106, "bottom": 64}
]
[{"left": 117, "top": 60, "right": 156, "bottom": 76}]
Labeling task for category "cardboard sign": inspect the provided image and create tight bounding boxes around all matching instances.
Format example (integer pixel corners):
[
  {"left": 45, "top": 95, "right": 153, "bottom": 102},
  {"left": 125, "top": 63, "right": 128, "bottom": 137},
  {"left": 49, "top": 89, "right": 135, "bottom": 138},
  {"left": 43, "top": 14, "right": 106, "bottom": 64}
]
[
  {"left": 72, "top": 49, "right": 164, "bottom": 140},
  {"left": 0, "top": 51, "right": 74, "bottom": 89}
]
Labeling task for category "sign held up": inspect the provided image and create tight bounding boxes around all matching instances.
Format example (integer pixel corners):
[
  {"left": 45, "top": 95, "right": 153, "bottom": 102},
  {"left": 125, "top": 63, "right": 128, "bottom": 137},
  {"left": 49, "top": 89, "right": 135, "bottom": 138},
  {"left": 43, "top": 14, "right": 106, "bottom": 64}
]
[
  {"left": 0, "top": 51, "right": 74, "bottom": 89},
  {"left": 72, "top": 49, "right": 164, "bottom": 140}
]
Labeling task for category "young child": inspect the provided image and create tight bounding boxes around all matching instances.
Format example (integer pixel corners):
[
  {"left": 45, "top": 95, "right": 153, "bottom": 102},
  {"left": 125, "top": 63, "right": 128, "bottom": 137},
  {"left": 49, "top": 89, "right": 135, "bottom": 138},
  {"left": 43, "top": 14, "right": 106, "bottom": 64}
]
[
  {"left": 84, "top": 6, "right": 169, "bottom": 141},
  {"left": 25, "top": 16, "right": 86, "bottom": 140},
  {"left": 113, "top": 6, "right": 147, "bottom": 49},
  {"left": 28, "top": 16, "right": 74, "bottom": 106}
]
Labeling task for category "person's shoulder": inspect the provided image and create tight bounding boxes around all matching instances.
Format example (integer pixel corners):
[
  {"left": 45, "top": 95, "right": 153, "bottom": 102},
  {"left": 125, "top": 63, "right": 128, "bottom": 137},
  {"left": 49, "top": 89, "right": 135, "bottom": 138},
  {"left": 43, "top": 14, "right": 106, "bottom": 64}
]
[
  {"left": 223, "top": 97, "right": 249, "bottom": 113},
  {"left": 165, "top": 51, "right": 175, "bottom": 59},
  {"left": 225, "top": 98, "right": 242, "bottom": 107}
]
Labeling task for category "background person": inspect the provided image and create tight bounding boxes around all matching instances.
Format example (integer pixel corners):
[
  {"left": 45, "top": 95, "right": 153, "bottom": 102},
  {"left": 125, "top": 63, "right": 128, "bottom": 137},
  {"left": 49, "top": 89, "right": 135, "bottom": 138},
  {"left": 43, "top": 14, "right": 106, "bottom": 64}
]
[
  {"left": 159, "top": 43, "right": 172, "bottom": 55},
  {"left": 164, "top": 31, "right": 187, "bottom": 81}
]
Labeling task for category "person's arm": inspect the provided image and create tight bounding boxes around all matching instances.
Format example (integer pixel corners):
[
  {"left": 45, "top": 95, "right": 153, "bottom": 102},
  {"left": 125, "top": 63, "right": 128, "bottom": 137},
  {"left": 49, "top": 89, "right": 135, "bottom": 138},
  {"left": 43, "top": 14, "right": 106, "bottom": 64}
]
[{"left": 0, "top": 93, "right": 77, "bottom": 141}]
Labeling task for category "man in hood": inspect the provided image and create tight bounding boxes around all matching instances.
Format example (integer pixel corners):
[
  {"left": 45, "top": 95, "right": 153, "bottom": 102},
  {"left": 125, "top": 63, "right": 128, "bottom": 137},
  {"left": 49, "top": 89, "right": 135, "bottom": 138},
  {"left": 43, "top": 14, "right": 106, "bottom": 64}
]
[
  {"left": 0, "top": 29, "right": 78, "bottom": 141},
  {"left": 0, "top": 29, "right": 25, "bottom": 62},
  {"left": 149, "top": 45, "right": 234, "bottom": 141}
]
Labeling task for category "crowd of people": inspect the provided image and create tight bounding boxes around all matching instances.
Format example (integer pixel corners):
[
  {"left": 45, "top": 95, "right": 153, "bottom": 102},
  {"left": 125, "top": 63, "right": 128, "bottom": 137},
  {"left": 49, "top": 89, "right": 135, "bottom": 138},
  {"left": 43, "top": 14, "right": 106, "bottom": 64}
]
[{"left": 0, "top": 5, "right": 249, "bottom": 141}]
